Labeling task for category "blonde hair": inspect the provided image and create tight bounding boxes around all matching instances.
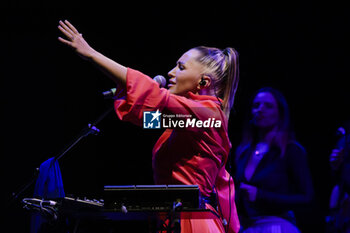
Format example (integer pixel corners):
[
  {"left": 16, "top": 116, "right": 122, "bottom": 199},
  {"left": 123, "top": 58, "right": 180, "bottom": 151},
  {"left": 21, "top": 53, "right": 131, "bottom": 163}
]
[{"left": 194, "top": 46, "right": 240, "bottom": 118}]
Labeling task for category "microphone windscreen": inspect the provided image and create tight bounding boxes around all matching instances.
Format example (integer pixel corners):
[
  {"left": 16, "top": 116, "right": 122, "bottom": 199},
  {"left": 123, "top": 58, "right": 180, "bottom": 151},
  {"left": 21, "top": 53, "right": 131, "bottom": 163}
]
[
  {"left": 153, "top": 75, "right": 166, "bottom": 88},
  {"left": 337, "top": 127, "right": 346, "bottom": 136}
]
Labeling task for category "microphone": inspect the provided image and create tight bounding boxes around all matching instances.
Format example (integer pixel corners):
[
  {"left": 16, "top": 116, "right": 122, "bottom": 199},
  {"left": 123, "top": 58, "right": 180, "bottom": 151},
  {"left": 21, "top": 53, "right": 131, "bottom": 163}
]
[
  {"left": 153, "top": 75, "right": 167, "bottom": 88},
  {"left": 102, "top": 75, "right": 166, "bottom": 99},
  {"left": 337, "top": 127, "right": 346, "bottom": 137}
]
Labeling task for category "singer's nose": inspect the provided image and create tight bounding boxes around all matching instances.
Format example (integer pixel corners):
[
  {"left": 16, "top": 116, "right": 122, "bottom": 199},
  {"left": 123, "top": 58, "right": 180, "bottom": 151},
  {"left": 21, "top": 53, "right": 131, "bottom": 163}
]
[{"left": 168, "top": 67, "right": 176, "bottom": 78}]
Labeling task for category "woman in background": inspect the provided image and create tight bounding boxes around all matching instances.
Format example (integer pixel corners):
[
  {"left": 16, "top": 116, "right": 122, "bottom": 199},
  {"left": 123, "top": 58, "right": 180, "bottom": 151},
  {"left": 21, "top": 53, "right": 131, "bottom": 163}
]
[
  {"left": 327, "top": 121, "right": 350, "bottom": 233},
  {"left": 233, "top": 87, "right": 314, "bottom": 233}
]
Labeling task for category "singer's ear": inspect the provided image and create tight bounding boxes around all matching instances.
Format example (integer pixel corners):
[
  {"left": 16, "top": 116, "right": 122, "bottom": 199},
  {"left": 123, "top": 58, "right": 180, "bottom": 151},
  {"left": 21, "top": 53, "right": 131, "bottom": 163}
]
[{"left": 198, "top": 75, "right": 212, "bottom": 88}]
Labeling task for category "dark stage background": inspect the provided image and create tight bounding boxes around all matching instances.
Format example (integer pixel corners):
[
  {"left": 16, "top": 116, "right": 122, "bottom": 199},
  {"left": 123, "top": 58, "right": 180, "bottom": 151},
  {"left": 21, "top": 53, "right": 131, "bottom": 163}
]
[{"left": 2, "top": 2, "right": 350, "bottom": 232}]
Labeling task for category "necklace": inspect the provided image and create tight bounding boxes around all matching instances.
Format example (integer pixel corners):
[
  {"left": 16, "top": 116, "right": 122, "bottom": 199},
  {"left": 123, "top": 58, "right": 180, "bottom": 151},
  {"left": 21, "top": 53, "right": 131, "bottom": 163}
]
[{"left": 254, "top": 143, "right": 269, "bottom": 157}]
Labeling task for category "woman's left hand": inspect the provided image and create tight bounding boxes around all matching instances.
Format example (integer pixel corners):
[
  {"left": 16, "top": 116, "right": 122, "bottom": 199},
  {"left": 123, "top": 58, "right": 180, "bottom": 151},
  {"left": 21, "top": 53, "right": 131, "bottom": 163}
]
[{"left": 240, "top": 183, "right": 258, "bottom": 202}]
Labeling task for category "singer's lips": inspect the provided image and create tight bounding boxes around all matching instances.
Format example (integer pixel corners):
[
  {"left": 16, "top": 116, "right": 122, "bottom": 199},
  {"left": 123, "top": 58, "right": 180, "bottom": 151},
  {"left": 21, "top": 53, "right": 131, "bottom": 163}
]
[
  {"left": 168, "top": 80, "right": 176, "bottom": 87},
  {"left": 254, "top": 114, "right": 266, "bottom": 120}
]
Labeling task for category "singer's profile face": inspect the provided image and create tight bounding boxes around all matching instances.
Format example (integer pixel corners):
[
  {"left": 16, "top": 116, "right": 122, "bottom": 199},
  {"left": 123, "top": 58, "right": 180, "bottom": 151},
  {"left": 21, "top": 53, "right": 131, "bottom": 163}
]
[
  {"left": 167, "top": 49, "right": 204, "bottom": 96},
  {"left": 251, "top": 92, "right": 279, "bottom": 129}
]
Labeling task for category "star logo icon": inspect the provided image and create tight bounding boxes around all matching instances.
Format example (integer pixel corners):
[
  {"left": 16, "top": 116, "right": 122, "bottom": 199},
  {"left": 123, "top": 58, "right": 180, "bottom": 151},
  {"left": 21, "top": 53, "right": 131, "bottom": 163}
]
[
  {"left": 143, "top": 110, "right": 162, "bottom": 129},
  {"left": 150, "top": 110, "right": 162, "bottom": 122}
]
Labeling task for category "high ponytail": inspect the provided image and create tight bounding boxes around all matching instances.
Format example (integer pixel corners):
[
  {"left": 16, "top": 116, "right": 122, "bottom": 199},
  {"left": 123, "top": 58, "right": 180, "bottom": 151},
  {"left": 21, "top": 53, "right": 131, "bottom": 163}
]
[
  {"left": 221, "top": 47, "right": 239, "bottom": 117},
  {"left": 194, "top": 46, "right": 240, "bottom": 118}
]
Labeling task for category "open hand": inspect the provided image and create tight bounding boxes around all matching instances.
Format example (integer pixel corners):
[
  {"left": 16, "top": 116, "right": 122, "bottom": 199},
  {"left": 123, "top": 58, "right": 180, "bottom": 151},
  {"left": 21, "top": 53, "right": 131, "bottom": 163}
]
[{"left": 58, "top": 20, "right": 96, "bottom": 60}]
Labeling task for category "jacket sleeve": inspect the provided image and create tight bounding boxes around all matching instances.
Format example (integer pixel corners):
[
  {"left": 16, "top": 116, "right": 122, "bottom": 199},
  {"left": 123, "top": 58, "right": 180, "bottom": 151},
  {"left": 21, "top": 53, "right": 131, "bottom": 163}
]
[{"left": 114, "top": 68, "right": 224, "bottom": 128}]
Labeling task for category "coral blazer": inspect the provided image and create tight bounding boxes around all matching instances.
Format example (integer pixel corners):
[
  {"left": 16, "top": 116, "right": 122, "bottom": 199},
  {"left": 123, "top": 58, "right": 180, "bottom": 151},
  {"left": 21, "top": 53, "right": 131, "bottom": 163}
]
[{"left": 114, "top": 68, "right": 239, "bottom": 233}]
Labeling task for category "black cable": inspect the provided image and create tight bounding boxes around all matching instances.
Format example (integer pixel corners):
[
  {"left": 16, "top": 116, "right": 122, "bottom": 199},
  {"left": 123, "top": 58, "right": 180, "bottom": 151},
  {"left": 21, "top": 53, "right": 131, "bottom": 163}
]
[
  {"left": 214, "top": 185, "right": 228, "bottom": 233},
  {"left": 227, "top": 150, "right": 233, "bottom": 233},
  {"left": 227, "top": 172, "right": 232, "bottom": 233}
]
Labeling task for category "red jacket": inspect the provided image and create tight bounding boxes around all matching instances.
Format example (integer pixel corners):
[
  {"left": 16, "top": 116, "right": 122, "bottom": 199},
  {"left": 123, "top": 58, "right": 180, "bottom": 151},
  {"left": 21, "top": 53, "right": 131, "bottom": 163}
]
[{"left": 114, "top": 68, "right": 240, "bottom": 233}]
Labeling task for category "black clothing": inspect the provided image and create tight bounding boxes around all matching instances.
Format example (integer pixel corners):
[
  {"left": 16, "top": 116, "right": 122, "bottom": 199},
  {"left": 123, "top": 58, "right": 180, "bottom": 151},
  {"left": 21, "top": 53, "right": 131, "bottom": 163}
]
[{"left": 234, "top": 142, "right": 314, "bottom": 227}]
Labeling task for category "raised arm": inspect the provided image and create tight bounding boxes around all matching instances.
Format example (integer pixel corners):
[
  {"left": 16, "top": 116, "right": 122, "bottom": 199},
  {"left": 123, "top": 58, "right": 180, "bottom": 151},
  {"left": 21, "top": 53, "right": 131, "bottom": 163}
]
[{"left": 58, "top": 20, "right": 127, "bottom": 85}]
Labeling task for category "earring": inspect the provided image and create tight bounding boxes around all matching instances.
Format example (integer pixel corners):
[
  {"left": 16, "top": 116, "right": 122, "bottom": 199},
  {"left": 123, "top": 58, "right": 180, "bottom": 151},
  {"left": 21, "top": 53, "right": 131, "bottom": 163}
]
[{"left": 199, "top": 77, "right": 206, "bottom": 86}]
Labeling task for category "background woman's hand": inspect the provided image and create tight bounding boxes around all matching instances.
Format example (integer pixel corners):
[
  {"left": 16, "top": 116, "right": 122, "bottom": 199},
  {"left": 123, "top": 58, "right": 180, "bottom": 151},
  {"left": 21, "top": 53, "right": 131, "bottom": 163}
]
[
  {"left": 240, "top": 183, "right": 258, "bottom": 202},
  {"left": 330, "top": 148, "right": 344, "bottom": 170},
  {"left": 58, "top": 20, "right": 96, "bottom": 60}
]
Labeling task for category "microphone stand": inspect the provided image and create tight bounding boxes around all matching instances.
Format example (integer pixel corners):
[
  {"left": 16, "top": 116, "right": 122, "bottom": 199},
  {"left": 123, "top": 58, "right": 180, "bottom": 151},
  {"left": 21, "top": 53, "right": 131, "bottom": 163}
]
[
  {"left": 9, "top": 105, "right": 115, "bottom": 207},
  {"left": 55, "top": 106, "right": 114, "bottom": 161}
]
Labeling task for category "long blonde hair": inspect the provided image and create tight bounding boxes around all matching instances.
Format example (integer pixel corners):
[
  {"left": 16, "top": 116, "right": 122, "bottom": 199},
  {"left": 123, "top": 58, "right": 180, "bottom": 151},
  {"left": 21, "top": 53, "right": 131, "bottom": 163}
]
[{"left": 194, "top": 46, "right": 240, "bottom": 118}]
